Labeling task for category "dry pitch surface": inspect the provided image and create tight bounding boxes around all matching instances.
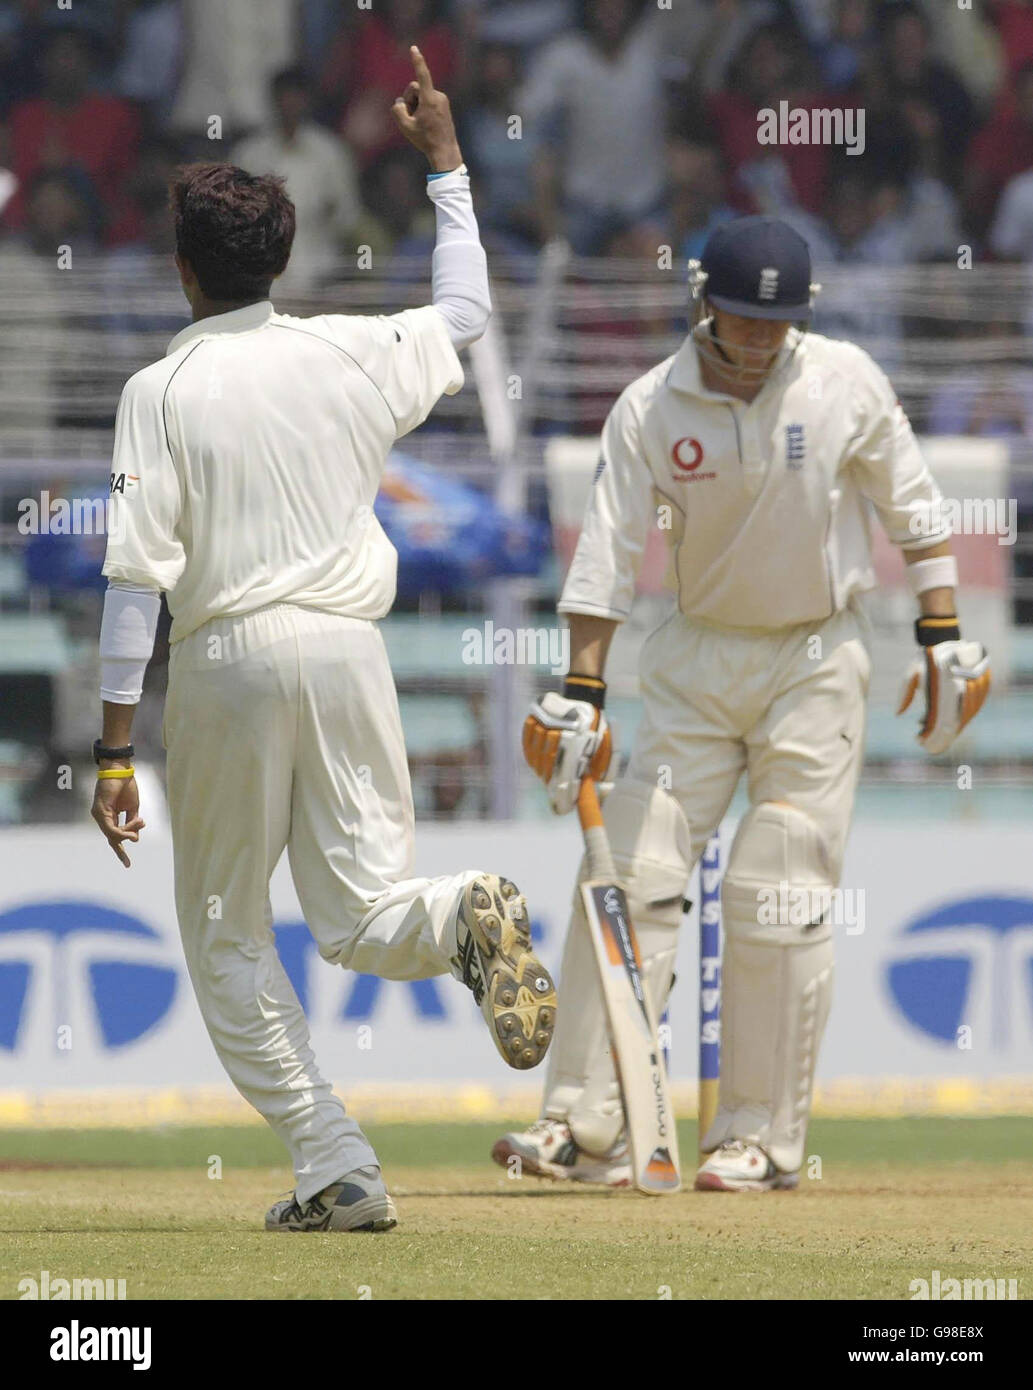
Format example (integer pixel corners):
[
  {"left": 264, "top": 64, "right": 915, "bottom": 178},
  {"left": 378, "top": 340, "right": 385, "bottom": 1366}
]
[{"left": 1, "top": 1119, "right": 1030, "bottom": 1300}]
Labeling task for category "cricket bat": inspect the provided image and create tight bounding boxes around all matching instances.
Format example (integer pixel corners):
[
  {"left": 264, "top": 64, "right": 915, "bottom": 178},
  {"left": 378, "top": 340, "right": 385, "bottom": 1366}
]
[{"left": 577, "top": 776, "right": 681, "bottom": 1194}]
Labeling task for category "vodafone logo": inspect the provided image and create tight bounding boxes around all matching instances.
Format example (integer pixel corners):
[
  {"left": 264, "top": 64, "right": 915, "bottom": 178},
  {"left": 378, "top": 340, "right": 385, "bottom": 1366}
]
[
  {"left": 672, "top": 437, "right": 704, "bottom": 472},
  {"left": 671, "top": 437, "right": 716, "bottom": 483}
]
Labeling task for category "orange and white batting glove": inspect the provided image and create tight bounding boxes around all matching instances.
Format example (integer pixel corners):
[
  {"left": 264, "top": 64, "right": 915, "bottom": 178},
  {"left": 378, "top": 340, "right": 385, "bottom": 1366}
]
[
  {"left": 897, "top": 616, "right": 990, "bottom": 756},
  {"left": 523, "top": 674, "right": 613, "bottom": 815}
]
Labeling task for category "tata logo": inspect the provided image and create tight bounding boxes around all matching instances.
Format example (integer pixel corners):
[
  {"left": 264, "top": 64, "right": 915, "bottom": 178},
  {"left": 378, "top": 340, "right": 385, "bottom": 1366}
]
[
  {"left": 886, "top": 896, "right": 1033, "bottom": 1050},
  {"left": 0, "top": 901, "right": 177, "bottom": 1052}
]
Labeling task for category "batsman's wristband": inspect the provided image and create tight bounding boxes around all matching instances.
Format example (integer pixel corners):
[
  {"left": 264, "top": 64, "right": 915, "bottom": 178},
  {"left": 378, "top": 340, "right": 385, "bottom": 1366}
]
[
  {"left": 94, "top": 739, "right": 134, "bottom": 764},
  {"left": 563, "top": 673, "right": 606, "bottom": 709},
  {"left": 906, "top": 553, "right": 958, "bottom": 596},
  {"left": 915, "top": 615, "right": 961, "bottom": 646},
  {"left": 96, "top": 766, "right": 136, "bottom": 780}
]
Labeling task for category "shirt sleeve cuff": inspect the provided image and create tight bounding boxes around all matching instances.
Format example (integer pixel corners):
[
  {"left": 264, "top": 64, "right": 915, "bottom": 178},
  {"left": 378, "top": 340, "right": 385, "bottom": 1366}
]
[
  {"left": 426, "top": 164, "right": 469, "bottom": 192},
  {"left": 556, "top": 598, "right": 630, "bottom": 621}
]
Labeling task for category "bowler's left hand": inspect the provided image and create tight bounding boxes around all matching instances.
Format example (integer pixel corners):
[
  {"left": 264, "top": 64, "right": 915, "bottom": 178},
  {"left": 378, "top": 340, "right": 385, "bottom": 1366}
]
[{"left": 91, "top": 776, "right": 145, "bottom": 867}]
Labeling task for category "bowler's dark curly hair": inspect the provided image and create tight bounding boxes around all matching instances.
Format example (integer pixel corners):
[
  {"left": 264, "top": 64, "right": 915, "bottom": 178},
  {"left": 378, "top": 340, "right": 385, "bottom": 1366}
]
[{"left": 170, "top": 163, "right": 296, "bottom": 301}]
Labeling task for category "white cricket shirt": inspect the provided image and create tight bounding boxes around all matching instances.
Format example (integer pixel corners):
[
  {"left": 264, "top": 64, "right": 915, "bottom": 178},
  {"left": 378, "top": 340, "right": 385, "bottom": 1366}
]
[
  {"left": 559, "top": 326, "right": 950, "bottom": 630},
  {"left": 102, "top": 301, "right": 463, "bottom": 643}
]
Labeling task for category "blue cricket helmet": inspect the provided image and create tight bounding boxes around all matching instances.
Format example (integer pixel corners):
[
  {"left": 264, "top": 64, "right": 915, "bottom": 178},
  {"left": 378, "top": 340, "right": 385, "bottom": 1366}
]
[{"left": 693, "top": 215, "right": 816, "bottom": 321}]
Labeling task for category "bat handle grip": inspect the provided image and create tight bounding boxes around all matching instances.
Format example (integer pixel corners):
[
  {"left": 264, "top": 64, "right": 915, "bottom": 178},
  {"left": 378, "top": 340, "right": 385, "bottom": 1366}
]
[
  {"left": 578, "top": 777, "right": 616, "bottom": 882},
  {"left": 576, "top": 775, "right": 603, "bottom": 832}
]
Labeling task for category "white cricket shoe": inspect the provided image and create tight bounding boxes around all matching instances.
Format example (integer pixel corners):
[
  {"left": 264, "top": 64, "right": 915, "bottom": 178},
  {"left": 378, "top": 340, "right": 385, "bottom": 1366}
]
[
  {"left": 265, "top": 1165, "right": 398, "bottom": 1232},
  {"left": 453, "top": 875, "right": 556, "bottom": 1070},
  {"left": 694, "top": 1140, "right": 799, "bottom": 1192},
  {"left": 492, "top": 1118, "right": 632, "bottom": 1187}
]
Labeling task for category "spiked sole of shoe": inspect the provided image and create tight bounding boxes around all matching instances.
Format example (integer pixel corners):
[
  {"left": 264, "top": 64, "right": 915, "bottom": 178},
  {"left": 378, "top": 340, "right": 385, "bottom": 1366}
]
[{"left": 464, "top": 876, "right": 557, "bottom": 1070}]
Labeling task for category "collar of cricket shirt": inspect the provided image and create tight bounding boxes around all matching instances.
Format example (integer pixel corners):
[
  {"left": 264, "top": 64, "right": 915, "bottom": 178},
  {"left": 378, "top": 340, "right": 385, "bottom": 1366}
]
[
  {"left": 166, "top": 300, "right": 274, "bottom": 356},
  {"left": 666, "top": 322, "right": 802, "bottom": 399}
]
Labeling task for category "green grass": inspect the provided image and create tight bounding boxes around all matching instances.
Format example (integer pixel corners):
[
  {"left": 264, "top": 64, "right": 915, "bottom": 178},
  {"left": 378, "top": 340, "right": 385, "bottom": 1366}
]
[
  {"left": 1, "top": 1119, "right": 1031, "bottom": 1300},
  {"left": 4, "top": 1116, "right": 1032, "bottom": 1170}
]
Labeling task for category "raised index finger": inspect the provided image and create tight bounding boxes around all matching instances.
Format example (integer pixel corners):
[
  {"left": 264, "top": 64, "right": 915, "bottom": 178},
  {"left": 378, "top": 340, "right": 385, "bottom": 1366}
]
[{"left": 410, "top": 45, "right": 434, "bottom": 93}]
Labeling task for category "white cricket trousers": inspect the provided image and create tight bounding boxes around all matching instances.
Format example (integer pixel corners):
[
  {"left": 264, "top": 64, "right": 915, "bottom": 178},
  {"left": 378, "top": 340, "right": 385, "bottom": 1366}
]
[
  {"left": 544, "top": 602, "right": 871, "bottom": 1166},
  {"left": 164, "top": 603, "right": 479, "bottom": 1201}
]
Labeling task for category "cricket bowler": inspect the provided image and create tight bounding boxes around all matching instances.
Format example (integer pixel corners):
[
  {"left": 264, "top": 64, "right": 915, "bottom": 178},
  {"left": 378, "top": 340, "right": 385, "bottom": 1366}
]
[
  {"left": 90, "top": 50, "right": 556, "bottom": 1232},
  {"left": 496, "top": 216, "right": 991, "bottom": 1191}
]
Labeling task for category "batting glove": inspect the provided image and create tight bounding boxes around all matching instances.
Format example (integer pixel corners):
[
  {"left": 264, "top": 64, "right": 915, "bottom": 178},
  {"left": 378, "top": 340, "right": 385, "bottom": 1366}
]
[
  {"left": 897, "top": 616, "right": 991, "bottom": 755},
  {"left": 523, "top": 675, "right": 613, "bottom": 815}
]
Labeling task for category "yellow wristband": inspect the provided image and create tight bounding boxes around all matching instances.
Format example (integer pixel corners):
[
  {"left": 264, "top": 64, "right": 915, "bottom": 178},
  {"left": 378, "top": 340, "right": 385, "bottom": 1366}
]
[{"left": 96, "top": 767, "right": 136, "bottom": 780}]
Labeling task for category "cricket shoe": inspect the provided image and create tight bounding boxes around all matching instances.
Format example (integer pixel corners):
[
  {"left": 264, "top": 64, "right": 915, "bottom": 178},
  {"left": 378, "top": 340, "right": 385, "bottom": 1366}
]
[
  {"left": 492, "top": 1118, "right": 632, "bottom": 1187},
  {"left": 265, "top": 1166, "right": 398, "bottom": 1232},
  {"left": 694, "top": 1140, "right": 799, "bottom": 1192},
  {"left": 453, "top": 875, "right": 556, "bottom": 1070}
]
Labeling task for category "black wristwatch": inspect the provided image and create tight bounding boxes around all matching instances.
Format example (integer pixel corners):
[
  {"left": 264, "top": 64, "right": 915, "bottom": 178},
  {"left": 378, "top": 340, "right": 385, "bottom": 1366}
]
[{"left": 93, "top": 739, "right": 135, "bottom": 764}]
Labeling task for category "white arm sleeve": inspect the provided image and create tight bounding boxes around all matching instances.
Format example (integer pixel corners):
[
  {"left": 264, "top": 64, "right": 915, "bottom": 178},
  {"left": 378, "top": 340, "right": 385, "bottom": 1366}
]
[
  {"left": 99, "top": 581, "right": 161, "bottom": 704},
  {"left": 558, "top": 388, "right": 655, "bottom": 622},
  {"left": 426, "top": 165, "right": 491, "bottom": 351},
  {"left": 845, "top": 345, "right": 952, "bottom": 551}
]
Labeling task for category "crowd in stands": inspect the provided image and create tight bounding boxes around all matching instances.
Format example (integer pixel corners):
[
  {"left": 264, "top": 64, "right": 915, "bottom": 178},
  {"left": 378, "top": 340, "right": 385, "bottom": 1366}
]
[
  {"left": 3, "top": 1, "right": 1033, "bottom": 442},
  {"left": 4, "top": 1, "right": 1033, "bottom": 275}
]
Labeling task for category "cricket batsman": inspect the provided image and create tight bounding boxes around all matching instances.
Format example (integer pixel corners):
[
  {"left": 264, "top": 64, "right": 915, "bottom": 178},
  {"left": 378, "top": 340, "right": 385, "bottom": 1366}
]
[
  {"left": 90, "top": 49, "right": 556, "bottom": 1232},
  {"left": 495, "top": 216, "right": 990, "bottom": 1191}
]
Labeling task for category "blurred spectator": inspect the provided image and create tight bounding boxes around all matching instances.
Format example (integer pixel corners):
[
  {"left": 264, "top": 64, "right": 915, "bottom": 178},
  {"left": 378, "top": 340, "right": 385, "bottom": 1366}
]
[
  {"left": 113, "top": 0, "right": 184, "bottom": 128},
  {"left": 707, "top": 20, "right": 835, "bottom": 218},
  {"left": 100, "top": 139, "right": 187, "bottom": 347},
  {"left": 0, "top": 0, "right": 50, "bottom": 112},
  {"left": 927, "top": 308, "right": 1033, "bottom": 437},
  {"left": 965, "top": 61, "right": 1033, "bottom": 242},
  {"left": 871, "top": 101, "right": 964, "bottom": 260},
  {"left": 171, "top": 0, "right": 297, "bottom": 141},
  {"left": 610, "top": 0, "right": 770, "bottom": 95},
  {"left": 233, "top": 66, "right": 361, "bottom": 294},
  {"left": 299, "top": 0, "right": 344, "bottom": 71},
  {"left": 3, "top": 25, "right": 140, "bottom": 244},
  {"left": 990, "top": 167, "right": 1033, "bottom": 261},
  {"left": 813, "top": 126, "right": 959, "bottom": 266},
  {"left": 19, "top": 166, "right": 98, "bottom": 256},
  {"left": 988, "top": 168, "right": 1033, "bottom": 345},
  {"left": 913, "top": 0, "right": 1002, "bottom": 112},
  {"left": 519, "top": 0, "right": 667, "bottom": 254},
  {"left": 802, "top": 0, "right": 877, "bottom": 91},
  {"left": 0, "top": 170, "right": 94, "bottom": 432},
  {"left": 928, "top": 368, "right": 1033, "bottom": 437},
  {"left": 449, "top": 0, "right": 575, "bottom": 51},
  {"left": 323, "top": 1, "right": 458, "bottom": 168},
  {"left": 817, "top": 157, "right": 910, "bottom": 264},
  {"left": 567, "top": 220, "right": 671, "bottom": 433},
  {"left": 459, "top": 43, "right": 540, "bottom": 248},
  {"left": 119, "top": 139, "right": 182, "bottom": 259},
  {"left": 987, "top": 0, "right": 1033, "bottom": 85},
  {"left": 874, "top": 1, "right": 975, "bottom": 187},
  {"left": 351, "top": 146, "right": 437, "bottom": 263},
  {"left": 666, "top": 136, "right": 736, "bottom": 261}
]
